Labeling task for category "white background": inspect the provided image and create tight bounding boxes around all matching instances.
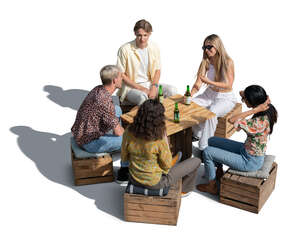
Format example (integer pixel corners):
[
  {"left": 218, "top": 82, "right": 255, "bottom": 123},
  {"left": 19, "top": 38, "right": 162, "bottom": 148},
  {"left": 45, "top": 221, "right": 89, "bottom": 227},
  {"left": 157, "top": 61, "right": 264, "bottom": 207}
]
[{"left": 1, "top": 0, "right": 299, "bottom": 247}]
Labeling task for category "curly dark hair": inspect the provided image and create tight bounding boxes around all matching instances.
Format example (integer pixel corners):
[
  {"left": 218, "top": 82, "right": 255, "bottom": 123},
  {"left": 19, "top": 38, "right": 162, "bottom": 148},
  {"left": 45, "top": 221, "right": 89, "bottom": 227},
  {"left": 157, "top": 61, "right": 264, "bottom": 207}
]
[{"left": 129, "top": 99, "right": 166, "bottom": 141}]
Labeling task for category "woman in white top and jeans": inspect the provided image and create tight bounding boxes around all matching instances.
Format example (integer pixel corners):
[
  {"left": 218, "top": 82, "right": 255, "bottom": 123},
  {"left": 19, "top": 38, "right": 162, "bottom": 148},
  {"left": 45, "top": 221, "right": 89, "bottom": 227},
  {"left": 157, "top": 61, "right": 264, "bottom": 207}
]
[{"left": 190, "top": 34, "right": 237, "bottom": 154}]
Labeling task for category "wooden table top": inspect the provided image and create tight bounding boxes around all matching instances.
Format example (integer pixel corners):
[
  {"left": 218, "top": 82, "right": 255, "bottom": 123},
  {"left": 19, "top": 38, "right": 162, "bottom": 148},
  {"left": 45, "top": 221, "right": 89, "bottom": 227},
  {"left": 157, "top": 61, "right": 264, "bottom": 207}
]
[{"left": 121, "top": 94, "right": 216, "bottom": 136}]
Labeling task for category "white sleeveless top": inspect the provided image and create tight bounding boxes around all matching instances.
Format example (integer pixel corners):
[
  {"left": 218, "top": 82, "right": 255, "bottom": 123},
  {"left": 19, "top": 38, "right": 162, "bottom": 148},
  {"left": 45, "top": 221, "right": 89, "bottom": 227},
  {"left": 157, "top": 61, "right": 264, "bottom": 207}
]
[
  {"left": 206, "top": 64, "right": 223, "bottom": 90},
  {"left": 207, "top": 64, "right": 215, "bottom": 82}
]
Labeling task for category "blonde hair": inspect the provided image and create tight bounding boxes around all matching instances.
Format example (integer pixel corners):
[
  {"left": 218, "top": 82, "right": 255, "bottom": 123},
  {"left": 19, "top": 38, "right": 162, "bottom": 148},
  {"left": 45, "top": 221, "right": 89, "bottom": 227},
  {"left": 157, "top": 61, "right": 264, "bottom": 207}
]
[
  {"left": 197, "top": 34, "right": 233, "bottom": 82},
  {"left": 100, "top": 65, "right": 120, "bottom": 85}
]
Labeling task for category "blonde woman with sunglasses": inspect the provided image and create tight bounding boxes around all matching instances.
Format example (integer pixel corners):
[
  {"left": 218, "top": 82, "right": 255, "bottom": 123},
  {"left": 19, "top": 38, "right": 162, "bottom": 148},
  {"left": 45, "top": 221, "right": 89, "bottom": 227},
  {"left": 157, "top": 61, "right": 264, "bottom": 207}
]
[{"left": 190, "top": 34, "right": 237, "bottom": 156}]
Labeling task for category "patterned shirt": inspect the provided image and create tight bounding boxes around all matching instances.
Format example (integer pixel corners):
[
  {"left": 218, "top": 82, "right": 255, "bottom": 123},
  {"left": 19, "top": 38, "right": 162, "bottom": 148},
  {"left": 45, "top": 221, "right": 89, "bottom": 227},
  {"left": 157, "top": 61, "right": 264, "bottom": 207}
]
[
  {"left": 71, "top": 85, "right": 119, "bottom": 146},
  {"left": 235, "top": 115, "right": 270, "bottom": 156},
  {"left": 121, "top": 129, "right": 172, "bottom": 186}
]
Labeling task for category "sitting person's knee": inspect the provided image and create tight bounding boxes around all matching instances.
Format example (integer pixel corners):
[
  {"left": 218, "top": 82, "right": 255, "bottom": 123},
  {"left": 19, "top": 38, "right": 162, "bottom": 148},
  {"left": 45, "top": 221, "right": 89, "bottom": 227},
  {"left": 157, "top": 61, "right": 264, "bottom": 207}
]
[{"left": 136, "top": 93, "right": 148, "bottom": 105}]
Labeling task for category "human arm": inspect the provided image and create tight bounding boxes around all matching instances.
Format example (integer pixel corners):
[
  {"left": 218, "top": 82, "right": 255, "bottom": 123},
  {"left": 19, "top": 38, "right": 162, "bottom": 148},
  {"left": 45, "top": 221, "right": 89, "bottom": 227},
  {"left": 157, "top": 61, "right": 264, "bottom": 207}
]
[
  {"left": 228, "top": 96, "right": 270, "bottom": 124},
  {"left": 113, "top": 123, "right": 124, "bottom": 136},
  {"left": 157, "top": 138, "right": 173, "bottom": 172},
  {"left": 121, "top": 73, "right": 149, "bottom": 95},
  {"left": 191, "top": 74, "right": 204, "bottom": 97},
  {"left": 148, "top": 69, "right": 160, "bottom": 99},
  {"left": 120, "top": 129, "right": 130, "bottom": 167},
  {"left": 199, "top": 60, "right": 235, "bottom": 90}
]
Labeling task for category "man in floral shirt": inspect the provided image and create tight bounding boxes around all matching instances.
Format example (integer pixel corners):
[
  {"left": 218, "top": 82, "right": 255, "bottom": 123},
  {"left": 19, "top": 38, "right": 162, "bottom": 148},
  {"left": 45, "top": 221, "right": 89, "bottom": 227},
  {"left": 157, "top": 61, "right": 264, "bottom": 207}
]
[{"left": 71, "top": 65, "right": 124, "bottom": 153}]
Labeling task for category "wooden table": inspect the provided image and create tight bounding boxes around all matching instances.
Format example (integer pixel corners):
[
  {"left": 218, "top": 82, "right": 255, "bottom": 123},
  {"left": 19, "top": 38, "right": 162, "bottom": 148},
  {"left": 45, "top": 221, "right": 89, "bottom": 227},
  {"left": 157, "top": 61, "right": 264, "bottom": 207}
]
[{"left": 121, "top": 94, "right": 215, "bottom": 160}]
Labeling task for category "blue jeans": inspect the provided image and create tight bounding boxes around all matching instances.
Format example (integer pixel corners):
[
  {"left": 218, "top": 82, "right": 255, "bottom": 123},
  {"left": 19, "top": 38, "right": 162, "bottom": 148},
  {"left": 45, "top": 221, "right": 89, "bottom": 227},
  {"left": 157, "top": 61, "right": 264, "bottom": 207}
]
[
  {"left": 203, "top": 136, "right": 264, "bottom": 180},
  {"left": 82, "top": 104, "right": 122, "bottom": 153}
]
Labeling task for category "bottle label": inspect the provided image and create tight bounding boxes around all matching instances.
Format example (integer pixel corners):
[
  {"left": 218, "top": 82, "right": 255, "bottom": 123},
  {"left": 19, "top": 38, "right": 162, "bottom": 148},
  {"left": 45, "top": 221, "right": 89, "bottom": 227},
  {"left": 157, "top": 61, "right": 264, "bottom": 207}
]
[{"left": 185, "top": 96, "right": 191, "bottom": 105}]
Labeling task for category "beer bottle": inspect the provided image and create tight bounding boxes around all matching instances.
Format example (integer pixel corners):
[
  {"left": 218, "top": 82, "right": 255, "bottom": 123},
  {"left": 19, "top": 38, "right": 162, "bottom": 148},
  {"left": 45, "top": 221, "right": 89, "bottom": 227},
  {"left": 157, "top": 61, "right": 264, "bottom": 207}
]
[
  {"left": 184, "top": 85, "right": 191, "bottom": 105},
  {"left": 174, "top": 102, "right": 180, "bottom": 123},
  {"left": 158, "top": 85, "right": 164, "bottom": 103}
]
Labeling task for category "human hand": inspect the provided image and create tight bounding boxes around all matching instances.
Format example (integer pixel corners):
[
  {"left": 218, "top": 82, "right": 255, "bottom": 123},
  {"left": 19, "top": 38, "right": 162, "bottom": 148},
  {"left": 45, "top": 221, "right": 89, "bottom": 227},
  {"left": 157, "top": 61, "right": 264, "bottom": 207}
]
[
  {"left": 148, "top": 85, "right": 157, "bottom": 99},
  {"left": 255, "top": 96, "right": 271, "bottom": 112},
  {"left": 199, "top": 75, "right": 212, "bottom": 85},
  {"left": 139, "top": 86, "right": 150, "bottom": 95}
]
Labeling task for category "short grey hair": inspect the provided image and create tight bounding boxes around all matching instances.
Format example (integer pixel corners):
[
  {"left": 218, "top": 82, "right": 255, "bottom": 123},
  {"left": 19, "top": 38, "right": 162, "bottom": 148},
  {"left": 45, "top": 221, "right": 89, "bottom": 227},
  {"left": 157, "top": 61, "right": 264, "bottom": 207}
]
[{"left": 100, "top": 65, "right": 121, "bottom": 85}]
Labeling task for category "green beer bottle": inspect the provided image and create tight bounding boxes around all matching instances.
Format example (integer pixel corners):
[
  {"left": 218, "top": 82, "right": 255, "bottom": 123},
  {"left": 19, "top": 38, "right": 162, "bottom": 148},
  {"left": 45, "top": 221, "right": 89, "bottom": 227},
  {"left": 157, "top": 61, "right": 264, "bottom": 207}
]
[
  {"left": 158, "top": 85, "right": 164, "bottom": 103},
  {"left": 184, "top": 85, "right": 191, "bottom": 105},
  {"left": 174, "top": 102, "right": 180, "bottom": 123}
]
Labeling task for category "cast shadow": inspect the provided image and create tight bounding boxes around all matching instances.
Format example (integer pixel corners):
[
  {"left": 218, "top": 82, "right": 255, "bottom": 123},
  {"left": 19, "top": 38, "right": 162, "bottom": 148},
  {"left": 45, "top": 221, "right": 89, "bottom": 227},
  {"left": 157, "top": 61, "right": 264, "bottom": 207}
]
[
  {"left": 43, "top": 85, "right": 89, "bottom": 111},
  {"left": 10, "top": 126, "right": 125, "bottom": 220},
  {"left": 43, "top": 85, "right": 121, "bottom": 111}
]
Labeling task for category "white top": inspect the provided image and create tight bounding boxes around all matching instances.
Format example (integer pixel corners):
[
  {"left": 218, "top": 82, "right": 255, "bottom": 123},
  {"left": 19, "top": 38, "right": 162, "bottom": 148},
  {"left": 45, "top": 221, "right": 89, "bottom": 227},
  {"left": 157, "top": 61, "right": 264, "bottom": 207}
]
[
  {"left": 207, "top": 64, "right": 223, "bottom": 90},
  {"left": 136, "top": 47, "right": 149, "bottom": 83},
  {"left": 207, "top": 64, "right": 216, "bottom": 82}
]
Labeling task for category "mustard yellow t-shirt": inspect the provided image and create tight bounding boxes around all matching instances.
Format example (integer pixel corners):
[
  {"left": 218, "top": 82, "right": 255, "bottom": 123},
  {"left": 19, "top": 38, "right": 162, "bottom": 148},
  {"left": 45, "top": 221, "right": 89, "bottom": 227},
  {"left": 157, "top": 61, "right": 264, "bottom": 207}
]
[{"left": 121, "top": 129, "right": 172, "bottom": 186}]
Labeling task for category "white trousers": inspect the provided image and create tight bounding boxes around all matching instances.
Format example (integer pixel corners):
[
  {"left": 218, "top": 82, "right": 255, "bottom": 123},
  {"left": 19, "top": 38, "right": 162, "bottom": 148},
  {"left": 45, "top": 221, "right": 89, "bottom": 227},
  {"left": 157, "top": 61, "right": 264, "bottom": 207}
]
[
  {"left": 192, "top": 87, "right": 237, "bottom": 150},
  {"left": 126, "top": 82, "right": 177, "bottom": 105}
]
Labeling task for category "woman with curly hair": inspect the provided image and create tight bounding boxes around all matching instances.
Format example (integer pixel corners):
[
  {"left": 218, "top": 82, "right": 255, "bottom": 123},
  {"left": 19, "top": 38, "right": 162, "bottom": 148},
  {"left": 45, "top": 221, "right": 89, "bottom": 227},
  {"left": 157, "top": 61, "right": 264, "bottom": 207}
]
[{"left": 117, "top": 99, "right": 201, "bottom": 197}]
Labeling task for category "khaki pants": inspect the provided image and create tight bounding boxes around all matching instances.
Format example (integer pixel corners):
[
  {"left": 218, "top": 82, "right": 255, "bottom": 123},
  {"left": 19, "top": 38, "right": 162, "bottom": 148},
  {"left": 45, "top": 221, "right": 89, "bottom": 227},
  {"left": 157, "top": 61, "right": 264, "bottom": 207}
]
[{"left": 130, "top": 157, "right": 201, "bottom": 193}]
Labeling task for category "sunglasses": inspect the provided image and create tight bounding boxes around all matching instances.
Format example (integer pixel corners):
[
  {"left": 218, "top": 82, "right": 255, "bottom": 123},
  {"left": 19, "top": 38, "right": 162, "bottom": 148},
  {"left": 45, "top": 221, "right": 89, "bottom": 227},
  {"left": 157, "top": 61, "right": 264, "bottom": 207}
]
[{"left": 202, "top": 45, "right": 214, "bottom": 51}]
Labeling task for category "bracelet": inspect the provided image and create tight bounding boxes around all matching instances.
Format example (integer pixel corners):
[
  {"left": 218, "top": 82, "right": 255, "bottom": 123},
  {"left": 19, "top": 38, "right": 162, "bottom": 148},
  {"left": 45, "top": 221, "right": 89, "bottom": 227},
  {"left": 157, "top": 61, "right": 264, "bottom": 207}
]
[{"left": 151, "top": 83, "right": 159, "bottom": 88}]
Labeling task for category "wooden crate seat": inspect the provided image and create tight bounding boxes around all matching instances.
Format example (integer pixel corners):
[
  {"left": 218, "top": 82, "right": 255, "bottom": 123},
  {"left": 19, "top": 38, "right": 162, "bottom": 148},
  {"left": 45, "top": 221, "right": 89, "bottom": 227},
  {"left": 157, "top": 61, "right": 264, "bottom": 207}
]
[
  {"left": 124, "top": 179, "right": 182, "bottom": 225},
  {"left": 220, "top": 162, "right": 278, "bottom": 213},
  {"left": 71, "top": 146, "right": 114, "bottom": 186},
  {"left": 215, "top": 103, "right": 242, "bottom": 138}
]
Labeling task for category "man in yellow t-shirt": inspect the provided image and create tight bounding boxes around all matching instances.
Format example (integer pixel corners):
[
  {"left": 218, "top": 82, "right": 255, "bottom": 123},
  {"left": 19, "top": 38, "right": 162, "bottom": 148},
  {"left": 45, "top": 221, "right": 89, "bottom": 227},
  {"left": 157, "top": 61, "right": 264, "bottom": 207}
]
[{"left": 117, "top": 19, "right": 177, "bottom": 106}]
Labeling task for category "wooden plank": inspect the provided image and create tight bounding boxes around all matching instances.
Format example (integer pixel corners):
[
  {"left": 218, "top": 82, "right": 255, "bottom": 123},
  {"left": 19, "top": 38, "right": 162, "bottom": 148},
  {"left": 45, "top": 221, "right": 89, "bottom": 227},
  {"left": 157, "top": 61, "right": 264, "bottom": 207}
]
[
  {"left": 220, "top": 188, "right": 258, "bottom": 206},
  {"left": 258, "top": 163, "right": 277, "bottom": 211},
  {"left": 222, "top": 173, "right": 261, "bottom": 192},
  {"left": 125, "top": 215, "right": 177, "bottom": 226},
  {"left": 221, "top": 179, "right": 259, "bottom": 194},
  {"left": 236, "top": 175, "right": 263, "bottom": 188},
  {"left": 126, "top": 209, "right": 176, "bottom": 219},
  {"left": 220, "top": 196, "right": 258, "bottom": 214},
  {"left": 127, "top": 203, "right": 177, "bottom": 213},
  {"left": 124, "top": 194, "right": 178, "bottom": 207},
  {"left": 220, "top": 183, "right": 259, "bottom": 200},
  {"left": 73, "top": 164, "right": 113, "bottom": 178},
  {"left": 75, "top": 175, "right": 114, "bottom": 186}
]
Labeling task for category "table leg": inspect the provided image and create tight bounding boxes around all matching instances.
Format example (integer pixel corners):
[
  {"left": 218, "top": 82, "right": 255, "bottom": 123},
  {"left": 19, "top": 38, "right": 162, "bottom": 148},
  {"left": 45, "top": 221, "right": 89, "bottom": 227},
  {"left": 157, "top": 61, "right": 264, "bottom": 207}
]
[{"left": 168, "top": 127, "right": 192, "bottom": 161}]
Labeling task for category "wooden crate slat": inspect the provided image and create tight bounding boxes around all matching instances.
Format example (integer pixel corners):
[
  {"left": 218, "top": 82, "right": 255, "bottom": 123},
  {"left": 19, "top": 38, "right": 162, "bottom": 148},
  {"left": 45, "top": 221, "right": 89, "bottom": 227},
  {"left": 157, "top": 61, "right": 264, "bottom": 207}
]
[
  {"left": 127, "top": 202, "right": 177, "bottom": 213},
  {"left": 125, "top": 215, "right": 177, "bottom": 226},
  {"left": 75, "top": 175, "right": 114, "bottom": 186},
  {"left": 220, "top": 183, "right": 259, "bottom": 200},
  {"left": 236, "top": 175, "right": 263, "bottom": 188},
  {"left": 221, "top": 181, "right": 259, "bottom": 194},
  {"left": 74, "top": 164, "right": 113, "bottom": 178},
  {"left": 258, "top": 163, "right": 277, "bottom": 210},
  {"left": 126, "top": 209, "right": 177, "bottom": 219},
  {"left": 220, "top": 196, "right": 258, "bottom": 214},
  {"left": 220, "top": 187, "right": 259, "bottom": 206}
]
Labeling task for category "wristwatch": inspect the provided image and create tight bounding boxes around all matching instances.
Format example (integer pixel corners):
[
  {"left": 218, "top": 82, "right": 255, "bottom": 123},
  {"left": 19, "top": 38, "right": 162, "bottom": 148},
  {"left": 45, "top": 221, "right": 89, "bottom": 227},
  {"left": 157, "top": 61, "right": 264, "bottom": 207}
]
[{"left": 151, "top": 83, "right": 159, "bottom": 88}]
